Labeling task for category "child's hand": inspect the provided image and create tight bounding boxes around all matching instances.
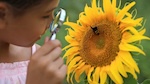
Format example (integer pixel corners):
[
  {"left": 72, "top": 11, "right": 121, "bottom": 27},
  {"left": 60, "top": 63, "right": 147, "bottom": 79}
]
[{"left": 26, "top": 38, "right": 67, "bottom": 84}]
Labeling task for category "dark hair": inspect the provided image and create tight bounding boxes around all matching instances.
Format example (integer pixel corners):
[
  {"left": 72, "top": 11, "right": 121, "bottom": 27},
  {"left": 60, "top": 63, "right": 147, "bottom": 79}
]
[
  {"left": 0, "top": 0, "right": 43, "bottom": 15},
  {"left": 1, "top": 0, "right": 42, "bottom": 9}
]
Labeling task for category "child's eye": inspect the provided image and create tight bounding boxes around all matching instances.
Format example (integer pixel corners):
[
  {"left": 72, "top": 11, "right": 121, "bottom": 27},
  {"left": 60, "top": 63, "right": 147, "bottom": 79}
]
[{"left": 42, "top": 15, "right": 50, "bottom": 19}]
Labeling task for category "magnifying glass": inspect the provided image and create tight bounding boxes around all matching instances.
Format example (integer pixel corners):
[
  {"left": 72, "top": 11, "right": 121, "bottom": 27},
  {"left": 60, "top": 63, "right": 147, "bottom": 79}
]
[{"left": 49, "top": 8, "right": 66, "bottom": 40}]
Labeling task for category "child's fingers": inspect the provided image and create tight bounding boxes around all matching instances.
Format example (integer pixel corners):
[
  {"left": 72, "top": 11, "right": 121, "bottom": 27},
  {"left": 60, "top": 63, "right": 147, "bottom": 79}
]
[
  {"left": 33, "top": 40, "right": 61, "bottom": 58},
  {"left": 57, "top": 64, "right": 67, "bottom": 80},
  {"left": 50, "top": 57, "right": 64, "bottom": 69},
  {"left": 47, "top": 63, "right": 67, "bottom": 82},
  {"left": 44, "top": 47, "right": 62, "bottom": 62},
  {"left": 45, "top": 57, "right": 64, "bottom": 75}
]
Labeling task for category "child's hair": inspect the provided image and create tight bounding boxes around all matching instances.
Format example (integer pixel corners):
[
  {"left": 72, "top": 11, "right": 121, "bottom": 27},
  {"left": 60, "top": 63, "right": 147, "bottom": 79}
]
[{"left": 0, "top": 0, "right": 44, "bottom": 15}]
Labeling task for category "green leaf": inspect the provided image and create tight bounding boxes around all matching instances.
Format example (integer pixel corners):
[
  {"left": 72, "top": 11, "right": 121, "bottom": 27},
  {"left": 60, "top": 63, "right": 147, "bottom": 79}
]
[{"left": 141, "top": 79, "right": 150, "bottom": 84}]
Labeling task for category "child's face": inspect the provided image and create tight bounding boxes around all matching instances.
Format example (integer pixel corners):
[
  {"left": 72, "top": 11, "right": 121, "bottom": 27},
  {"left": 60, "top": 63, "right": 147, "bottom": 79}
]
[{"left": 2, "top": 0, "right": 59, "bottom": 47}]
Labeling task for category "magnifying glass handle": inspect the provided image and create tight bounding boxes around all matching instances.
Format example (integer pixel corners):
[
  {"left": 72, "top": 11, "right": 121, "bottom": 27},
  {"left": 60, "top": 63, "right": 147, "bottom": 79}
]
[{"left": 50, "top": 33, "right": 56, "bottom": 40}]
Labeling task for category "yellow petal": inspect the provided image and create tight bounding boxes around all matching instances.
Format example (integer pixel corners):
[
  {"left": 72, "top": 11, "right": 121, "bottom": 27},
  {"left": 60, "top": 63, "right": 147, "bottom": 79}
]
[
  {"left": 106, "top": 66, "right": 119, "bottom": 84},
  {"left": 64, "top": 35, "right": 79, "bottom": 45},
  {"left": 67, "top": 28, "right": 83, "bottom": 40},
  {"left": 127, "top": 35, "right": 150, "bottom": 43},
  {"left": 117, "top": 2, "right": 135, "bottom": 20},
  {"left": 79, "top": 12, "right": 92, "bottom": 27},
  {"left": 91, "top": 0, "right": 100, "bottom": 22},
  {"left": 103, "top": 0, "right": 115, "bottom": 20},
  {"left": 63, "top": 44, "right": 72, "bottom": 51},
  {"left": 66, "top": 52, "right": 79, "bottom": 65},
  {"left": 66, "top": 74, "right": 71, "bottom": 83},
  {"left": 70, "top": 71, "right": 75, "bottom": 84},
  {"left": 122, "top": 32, "right": 132, "bottom": 41},
  {"left": 119, "top": 42, "right": 145, "bottom": 55},
  {"left": 116, "top": 56, "right": 128, "bottom": 77},
  {"left": 100, "top": 67, "right": 107, "bottom": 84},
  {"left": 64, "top": 22, "right": 83, "bottom": 32},
  {"left": 139, "top": 28, "right": 146, "bottom": 35},
  {"left": 68, "top": 56, "right": 82, "bottom": 70},
  {"left": 75, "top": 62, "right": 85, "bottom": 70},
  {"left": 67, "top": 57, "right": 82, "bottom": 83},
  {"left": 124, "top": 66, "right": 138, "bottom": 79},
  {"left": 92, "top": 0, "right": 97, "bottom": 9},
  {"left": 84, "top": 5, "right": 96, "bottom": 20},
  {"left": 112, "top": 0, "right": 116, "bottom": 12},
  {"left": 122, "top": 27, "right": 139, "bottom": 35},
  {"left": 63, "top": 46, "right": 79, "bottom": 58},
  {"left": 85, "top": 65, "right": 92, "bottom": 75},
  {"left": 71, "top": 60, "right": 83, "bottom": 69},
  {"left": 119, "top": 51, "right": 140, "bottom": 73},
  {"left": 75, "top": 65, "right": 90, "bottom": 83},
  {"left": 87, "top": 67, "right": 94, "bottom": 83},
  {"left": 67, "top": 28, "right": 76, "bottom": 37},
  {"left": 110, "top": 60, "right": 123, "bottom": 84},
  {"left": 122, "top": 17, "right": 143, "bottom": 27},
  {"left": 134, "top": 17, "right": 143, "bottom": 26},
  {"left": 93, "top": 67, "right": 100, "bottom": 83},
  {"left": 103, "top": 0, "right": 112, "bottom": 13}
]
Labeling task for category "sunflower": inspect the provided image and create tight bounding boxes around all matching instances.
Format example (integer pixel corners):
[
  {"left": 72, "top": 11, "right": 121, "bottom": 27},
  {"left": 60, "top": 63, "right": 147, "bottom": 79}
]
[{"left": 63, "top": 0, "right": 150, "bottom": 84}]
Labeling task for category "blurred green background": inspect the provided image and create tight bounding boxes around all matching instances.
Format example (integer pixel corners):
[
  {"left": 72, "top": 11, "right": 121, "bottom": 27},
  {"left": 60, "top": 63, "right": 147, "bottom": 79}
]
[{"left": 37, "top": 0, "right": 150, "bottom": 84}]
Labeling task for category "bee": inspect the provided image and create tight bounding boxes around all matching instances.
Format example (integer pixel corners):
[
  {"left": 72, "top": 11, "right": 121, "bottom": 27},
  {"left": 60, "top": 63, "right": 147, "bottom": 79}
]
[{"left": 91, "top": 27, "right": 99, "bottom": 35}]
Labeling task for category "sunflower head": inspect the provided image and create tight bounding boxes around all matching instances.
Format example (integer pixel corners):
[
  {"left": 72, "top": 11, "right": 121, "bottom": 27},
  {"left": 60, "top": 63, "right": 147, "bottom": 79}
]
[{"left": 63, "top": 0, "right": 150, "bottom": 84}]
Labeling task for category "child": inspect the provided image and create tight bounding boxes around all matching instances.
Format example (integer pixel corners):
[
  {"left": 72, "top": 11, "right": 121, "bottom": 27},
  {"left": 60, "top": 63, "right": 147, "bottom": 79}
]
[{"left": 0, "top": 0, "right": 67, "bottom": 84}]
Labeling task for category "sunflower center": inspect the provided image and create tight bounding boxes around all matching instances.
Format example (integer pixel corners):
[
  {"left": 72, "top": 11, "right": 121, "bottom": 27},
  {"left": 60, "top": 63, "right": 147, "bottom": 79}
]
[{"left": 80, "top": 20, "right": 122, "bottom": 67}]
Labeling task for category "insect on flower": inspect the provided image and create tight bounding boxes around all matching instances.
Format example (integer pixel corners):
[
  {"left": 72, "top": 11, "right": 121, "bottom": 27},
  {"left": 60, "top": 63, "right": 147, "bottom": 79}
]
[{"left": 91, "top": 26, "right": 99, "bottom": 35}]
